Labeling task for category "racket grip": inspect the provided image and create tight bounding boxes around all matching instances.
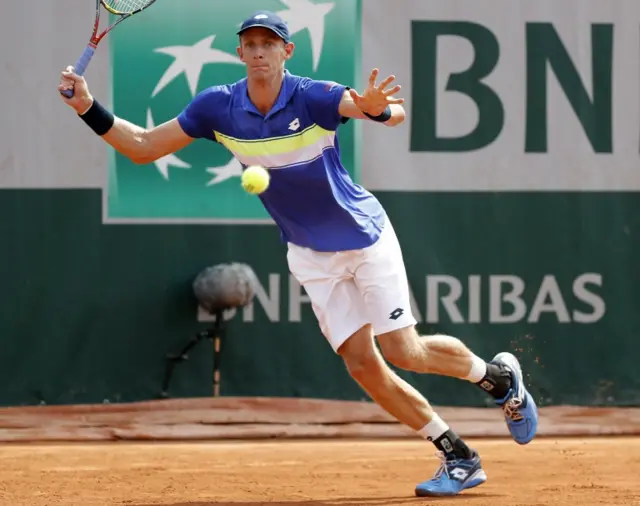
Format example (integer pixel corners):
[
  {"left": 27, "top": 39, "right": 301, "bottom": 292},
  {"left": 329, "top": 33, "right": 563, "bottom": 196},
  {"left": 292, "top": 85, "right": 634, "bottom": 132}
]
[{"left": 61, "top": 45, "right": 96, "bottom": 98}]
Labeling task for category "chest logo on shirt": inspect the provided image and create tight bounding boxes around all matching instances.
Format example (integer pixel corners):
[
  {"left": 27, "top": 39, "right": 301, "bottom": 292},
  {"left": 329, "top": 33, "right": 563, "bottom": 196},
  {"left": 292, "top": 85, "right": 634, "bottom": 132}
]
[{"left": 288, "top": 118, "right": 301, "bottom": 132}]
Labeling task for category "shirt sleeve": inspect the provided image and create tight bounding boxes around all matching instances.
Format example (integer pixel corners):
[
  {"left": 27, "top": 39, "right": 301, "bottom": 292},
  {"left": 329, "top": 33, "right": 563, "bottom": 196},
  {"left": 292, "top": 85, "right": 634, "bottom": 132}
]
[
  {"left": 301, "top": 79, "right": 348, "bottom": 131},
  {"left": 177, "top": 86, "right": 227, "bottom": 141}
]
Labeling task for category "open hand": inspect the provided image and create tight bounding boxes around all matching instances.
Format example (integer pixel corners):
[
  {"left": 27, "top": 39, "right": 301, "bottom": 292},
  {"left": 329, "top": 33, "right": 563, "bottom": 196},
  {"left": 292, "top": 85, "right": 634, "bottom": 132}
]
[{"left": 349, "top": 68, "right": 404, "bottom": 117}]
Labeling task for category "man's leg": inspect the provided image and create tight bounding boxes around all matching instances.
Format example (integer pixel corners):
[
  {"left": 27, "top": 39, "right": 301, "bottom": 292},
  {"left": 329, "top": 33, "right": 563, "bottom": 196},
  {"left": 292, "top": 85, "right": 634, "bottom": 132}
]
[
  {"left": 351, "top": 218, "right": 538, "bottom": 446},
  {"left": 337, "top": 324, "right": 438, "bottom": 431},
  {"left": 286, "top": 236, "right": 487, "bottom": 496},
  {"left": 337, "top": 324, "right": 487, "bottom": 497},
  {"left": 376, "top": 329, "right": 510, "bottom": 397},
  {"left": 376, "top": 327, "right": 538, "bottom": 446}
]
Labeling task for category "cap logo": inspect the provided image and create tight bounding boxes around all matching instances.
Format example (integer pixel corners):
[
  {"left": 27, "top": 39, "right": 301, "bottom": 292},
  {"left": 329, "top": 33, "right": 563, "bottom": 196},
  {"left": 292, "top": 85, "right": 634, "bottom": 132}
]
[{"left": 254, "top": 14, "right": 269, "bottom": 19}]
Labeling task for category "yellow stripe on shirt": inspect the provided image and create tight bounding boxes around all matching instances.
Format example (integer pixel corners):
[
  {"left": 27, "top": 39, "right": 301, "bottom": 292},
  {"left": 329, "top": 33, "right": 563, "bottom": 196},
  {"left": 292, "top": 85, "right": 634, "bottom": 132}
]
[{"left": 213, "top": 124, "right": 331, "bottom": 157}]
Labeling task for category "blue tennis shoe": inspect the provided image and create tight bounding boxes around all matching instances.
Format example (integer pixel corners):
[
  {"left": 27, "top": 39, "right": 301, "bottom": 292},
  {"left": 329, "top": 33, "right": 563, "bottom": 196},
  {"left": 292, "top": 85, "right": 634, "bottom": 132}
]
[
  {"left": 491, "top": 352, "right": 539, "bottom": 445},
  {"left": 415, "top": 450, "right": 487, "bottom": 497}
]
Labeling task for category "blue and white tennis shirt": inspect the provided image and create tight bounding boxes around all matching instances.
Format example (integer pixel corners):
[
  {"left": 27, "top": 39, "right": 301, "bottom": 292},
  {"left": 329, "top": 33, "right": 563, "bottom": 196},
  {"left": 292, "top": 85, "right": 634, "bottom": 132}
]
[{"left": 177, "top": 70, "right": 386, "bottom": 252}]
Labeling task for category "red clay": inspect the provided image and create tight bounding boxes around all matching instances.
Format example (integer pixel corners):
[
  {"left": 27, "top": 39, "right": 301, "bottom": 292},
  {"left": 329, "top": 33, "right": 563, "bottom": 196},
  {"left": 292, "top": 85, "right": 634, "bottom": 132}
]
[{"left": 1, "top": 438, "right": 638, "bottom": 505}]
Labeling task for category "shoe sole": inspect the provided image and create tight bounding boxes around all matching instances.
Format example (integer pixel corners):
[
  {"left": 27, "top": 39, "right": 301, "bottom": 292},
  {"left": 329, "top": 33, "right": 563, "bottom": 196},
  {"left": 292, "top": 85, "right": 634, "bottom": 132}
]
[{"left": 414, "top": 469, "right": 487, "bottom": 497}]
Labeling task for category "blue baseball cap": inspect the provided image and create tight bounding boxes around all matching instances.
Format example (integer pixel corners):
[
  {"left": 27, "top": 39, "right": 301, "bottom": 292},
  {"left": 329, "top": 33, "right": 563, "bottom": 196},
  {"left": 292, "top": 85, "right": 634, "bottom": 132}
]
[{"left": 237, "top": 11, "right": 290, "bottom": 43}]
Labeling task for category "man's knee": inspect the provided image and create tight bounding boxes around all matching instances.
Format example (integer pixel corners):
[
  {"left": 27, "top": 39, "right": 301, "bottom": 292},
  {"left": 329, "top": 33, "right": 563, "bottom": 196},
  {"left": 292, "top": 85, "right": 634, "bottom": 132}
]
[
  {"left": 338, "top": 325, "right": 386, "bottom": 382},
  {"left": 377, "top": 325, "right": 420, "bottom": 371}
]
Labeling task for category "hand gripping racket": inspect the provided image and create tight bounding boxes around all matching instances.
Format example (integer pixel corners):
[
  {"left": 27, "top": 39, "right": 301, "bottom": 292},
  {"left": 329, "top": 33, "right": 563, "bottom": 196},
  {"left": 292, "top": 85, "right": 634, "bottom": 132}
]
[{"left": 61, "top": 0, "right": 158, "bottom": 98}]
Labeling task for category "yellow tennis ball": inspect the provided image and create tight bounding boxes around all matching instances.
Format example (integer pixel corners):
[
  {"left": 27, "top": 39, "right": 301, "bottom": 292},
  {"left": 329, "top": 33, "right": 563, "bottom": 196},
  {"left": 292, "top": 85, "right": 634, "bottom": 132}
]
[{"left": 241, "top": 165, "right": 270, "bottom": 195}]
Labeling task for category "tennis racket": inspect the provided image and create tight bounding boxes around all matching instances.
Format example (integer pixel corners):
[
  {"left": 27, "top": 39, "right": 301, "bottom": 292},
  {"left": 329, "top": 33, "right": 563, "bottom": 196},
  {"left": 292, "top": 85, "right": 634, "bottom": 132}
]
[{"left": 61, "top": 0, "right": 158, "bottom": 98}]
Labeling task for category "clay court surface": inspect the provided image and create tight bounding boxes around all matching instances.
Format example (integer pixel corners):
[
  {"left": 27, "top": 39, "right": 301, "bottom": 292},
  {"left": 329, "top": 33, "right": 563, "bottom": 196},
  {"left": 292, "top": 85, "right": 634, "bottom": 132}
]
[{"left": 0, "top": 437, "right": 638, "bottom": 506}]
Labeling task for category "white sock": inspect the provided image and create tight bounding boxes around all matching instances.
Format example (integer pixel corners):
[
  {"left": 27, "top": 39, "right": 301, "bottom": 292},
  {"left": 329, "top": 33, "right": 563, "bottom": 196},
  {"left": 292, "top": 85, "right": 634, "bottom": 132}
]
[
  {"left": 417, "top": 413, "right": 449, "bottom": 441},
  {"left": 465, "top": 355, "right": 487, "bottom": 383}
]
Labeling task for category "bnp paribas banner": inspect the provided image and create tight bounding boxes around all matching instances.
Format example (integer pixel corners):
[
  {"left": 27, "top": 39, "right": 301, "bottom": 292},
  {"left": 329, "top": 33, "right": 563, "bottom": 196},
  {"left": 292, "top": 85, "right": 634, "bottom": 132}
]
[
  {"left": 107, "top": 0, "right": 360, "bottom": 222},
  {"left": 361, "top": 0, "right": 640, "bottom": 191}
]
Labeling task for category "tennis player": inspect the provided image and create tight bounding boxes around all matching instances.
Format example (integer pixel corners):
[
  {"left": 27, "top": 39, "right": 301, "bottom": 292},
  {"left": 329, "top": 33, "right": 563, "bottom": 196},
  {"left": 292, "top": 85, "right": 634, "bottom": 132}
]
[{"left": 59, "top": 10, "right": 538, "bottom": 497}]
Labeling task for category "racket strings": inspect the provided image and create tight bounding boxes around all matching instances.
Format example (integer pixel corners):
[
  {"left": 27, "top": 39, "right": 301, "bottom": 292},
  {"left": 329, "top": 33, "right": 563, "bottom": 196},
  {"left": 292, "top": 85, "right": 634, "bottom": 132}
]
[{"left": 102, "top": 0, "right": 153, "bottom": 14}]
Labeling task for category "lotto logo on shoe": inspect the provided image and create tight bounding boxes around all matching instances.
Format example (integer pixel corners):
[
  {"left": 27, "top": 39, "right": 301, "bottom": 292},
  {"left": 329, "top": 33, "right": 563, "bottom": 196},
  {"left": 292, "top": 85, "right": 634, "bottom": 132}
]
[
  {"left": 450, "top": 468, "right": 469, "bottom": 481},
  {"left": 389, "top": 308, "right": 405, "bottom": 320}
]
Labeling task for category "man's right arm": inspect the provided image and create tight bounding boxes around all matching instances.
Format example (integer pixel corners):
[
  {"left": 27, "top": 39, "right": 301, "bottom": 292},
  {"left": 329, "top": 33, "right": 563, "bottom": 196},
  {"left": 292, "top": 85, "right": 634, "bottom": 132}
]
[
  {"left": 101, "top": 115, "right": 193, "bottom": 165},
  {"left": 59, "top": 66, "right": 195, "bottom": 164}
]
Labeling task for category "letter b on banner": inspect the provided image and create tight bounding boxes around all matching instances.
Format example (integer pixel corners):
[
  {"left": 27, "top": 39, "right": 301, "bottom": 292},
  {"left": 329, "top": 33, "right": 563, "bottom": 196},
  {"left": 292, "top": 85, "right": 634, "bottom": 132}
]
[{"left": 410, "top": 21, "right": 504, "bottom": 152}]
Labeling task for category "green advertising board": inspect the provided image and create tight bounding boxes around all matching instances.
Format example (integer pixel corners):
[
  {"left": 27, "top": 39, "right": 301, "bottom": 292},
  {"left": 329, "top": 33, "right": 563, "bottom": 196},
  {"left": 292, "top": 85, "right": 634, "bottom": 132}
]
[{"left": 107, "top": 0, "right": 361, "bottom": 222}]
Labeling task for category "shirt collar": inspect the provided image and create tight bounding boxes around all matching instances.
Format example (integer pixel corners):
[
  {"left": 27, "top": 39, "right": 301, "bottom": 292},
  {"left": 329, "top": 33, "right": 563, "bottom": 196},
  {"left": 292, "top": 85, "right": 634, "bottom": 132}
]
[{"left": 239, "top": 70, "right": 296, "bottom": 118}]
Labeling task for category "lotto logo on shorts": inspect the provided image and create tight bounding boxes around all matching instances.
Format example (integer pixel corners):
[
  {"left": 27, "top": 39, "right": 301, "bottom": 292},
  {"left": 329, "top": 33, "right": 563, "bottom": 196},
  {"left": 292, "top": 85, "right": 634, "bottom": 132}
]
[{"left": 389, "top": 308, "right": 405, "bottom": 320}]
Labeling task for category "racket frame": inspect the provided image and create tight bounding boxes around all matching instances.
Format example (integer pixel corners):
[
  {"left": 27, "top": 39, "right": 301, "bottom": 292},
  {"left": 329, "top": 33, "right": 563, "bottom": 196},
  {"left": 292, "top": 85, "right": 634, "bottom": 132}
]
[
  {"left": 61, "top": 0, "right": 157, "bottom": 98},
  {"left": 92, "top": 0, "right": 157, "bottom": 46}
]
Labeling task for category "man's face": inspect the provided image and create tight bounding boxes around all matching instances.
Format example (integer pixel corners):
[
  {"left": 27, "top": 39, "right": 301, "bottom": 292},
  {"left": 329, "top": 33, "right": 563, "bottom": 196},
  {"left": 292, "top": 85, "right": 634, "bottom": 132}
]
[{"left": 237, "top": 28, "right": 294, "bottom": 82}]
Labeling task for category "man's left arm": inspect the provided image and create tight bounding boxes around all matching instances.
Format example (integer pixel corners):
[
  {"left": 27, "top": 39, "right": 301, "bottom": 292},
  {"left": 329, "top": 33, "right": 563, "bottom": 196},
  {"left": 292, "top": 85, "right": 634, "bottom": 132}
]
[
  {"left": 338, "top": 90, "right": 405, "bottom": 127},
  {"left": 338, "top": 68, "right": 406, "bottom": 127}
]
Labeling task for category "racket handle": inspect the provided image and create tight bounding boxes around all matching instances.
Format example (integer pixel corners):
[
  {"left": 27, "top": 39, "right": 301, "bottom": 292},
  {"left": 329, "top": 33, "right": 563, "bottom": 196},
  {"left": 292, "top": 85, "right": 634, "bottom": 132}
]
[{"left": 61, "top": 45, "right": 96, "bottom": 98}]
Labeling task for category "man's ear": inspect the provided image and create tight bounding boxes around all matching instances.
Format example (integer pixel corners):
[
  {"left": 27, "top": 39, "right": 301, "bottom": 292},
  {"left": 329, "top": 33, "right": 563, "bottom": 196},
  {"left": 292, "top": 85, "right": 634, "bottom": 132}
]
[
  {"left": 284, "top": 42, "right": 295, "bottom": 60},
  {"left": 236, "top": 45, "right": 244, "bottom": 61}
]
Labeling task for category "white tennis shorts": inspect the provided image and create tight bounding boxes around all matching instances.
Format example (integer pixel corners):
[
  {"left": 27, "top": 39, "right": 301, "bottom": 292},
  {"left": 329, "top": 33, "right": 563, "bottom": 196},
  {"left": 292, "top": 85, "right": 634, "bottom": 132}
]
[{"left": 286, "top": 217, "right": 417, "bottom": 352}]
